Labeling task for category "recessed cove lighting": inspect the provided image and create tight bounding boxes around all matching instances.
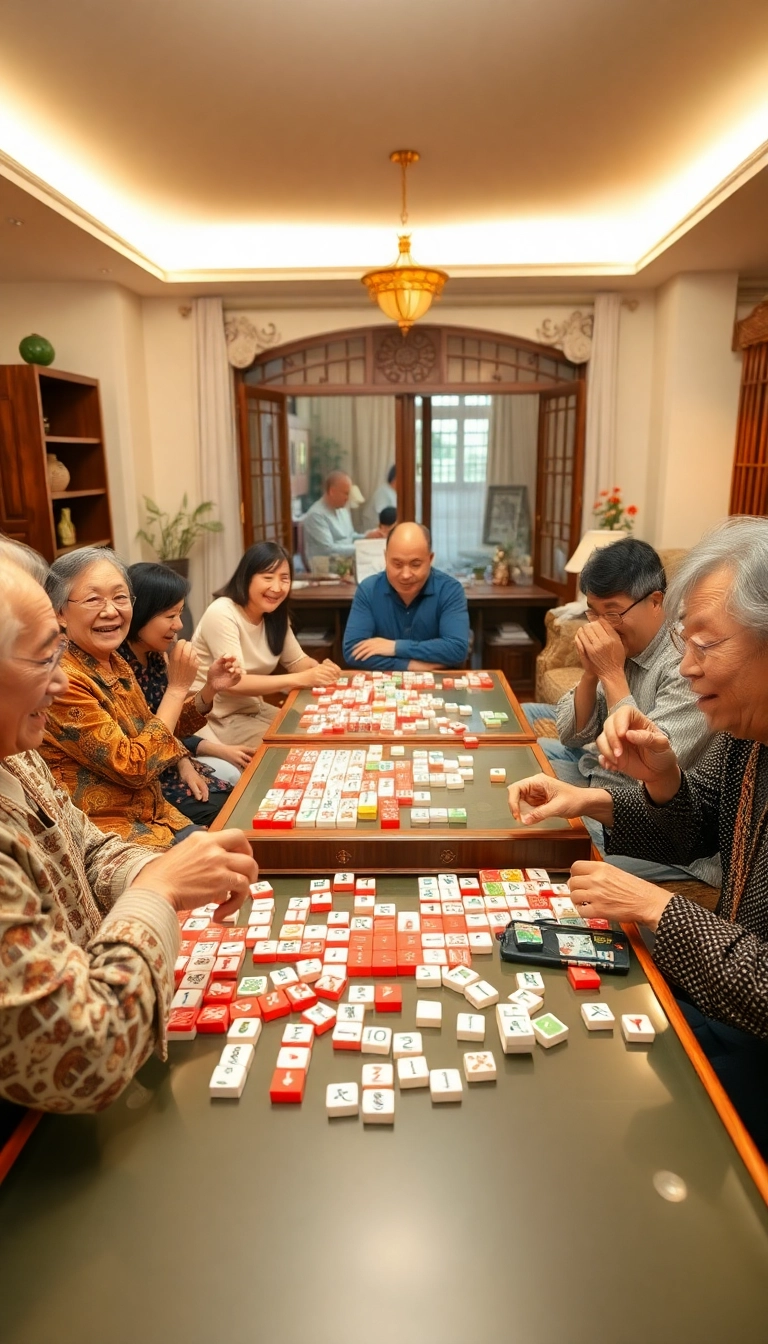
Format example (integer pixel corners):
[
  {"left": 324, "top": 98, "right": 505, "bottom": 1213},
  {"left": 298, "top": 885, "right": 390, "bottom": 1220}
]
[{"left": 5, "top": 217, "right": 23, "bottom": 226}]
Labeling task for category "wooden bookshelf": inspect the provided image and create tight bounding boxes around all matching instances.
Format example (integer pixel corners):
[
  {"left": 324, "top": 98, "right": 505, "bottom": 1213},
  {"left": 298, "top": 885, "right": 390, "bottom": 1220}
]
[{"left": 0, "top": 365, "right": 114, "bottom": 562}]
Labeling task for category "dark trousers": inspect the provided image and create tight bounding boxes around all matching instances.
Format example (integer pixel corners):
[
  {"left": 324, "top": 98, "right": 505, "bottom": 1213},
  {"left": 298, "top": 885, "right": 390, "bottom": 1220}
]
[
  {"left": 677, "top": 995, "right": 768, "bottom": 1159},
  {"left": 173, "top": 791, "right": 230, "bottom": 829}
]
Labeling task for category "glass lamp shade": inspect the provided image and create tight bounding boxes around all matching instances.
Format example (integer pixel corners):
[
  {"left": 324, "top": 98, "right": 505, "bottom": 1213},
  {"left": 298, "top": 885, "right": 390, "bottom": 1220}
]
[{"left": 362, "top": 235, "right": 448, "bottom": 334}]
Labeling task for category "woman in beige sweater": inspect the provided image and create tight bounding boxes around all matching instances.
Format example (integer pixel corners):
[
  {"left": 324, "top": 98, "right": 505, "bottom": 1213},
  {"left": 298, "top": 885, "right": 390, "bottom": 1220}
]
[{"left": 191, "top": 542, "right": 339, "bottom": 747}]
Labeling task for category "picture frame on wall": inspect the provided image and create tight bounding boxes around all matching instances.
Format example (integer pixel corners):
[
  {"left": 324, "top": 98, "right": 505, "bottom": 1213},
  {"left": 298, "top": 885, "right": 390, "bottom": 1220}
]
[{"left": 482, "top": 484, "right": 530, "bottom": 549}]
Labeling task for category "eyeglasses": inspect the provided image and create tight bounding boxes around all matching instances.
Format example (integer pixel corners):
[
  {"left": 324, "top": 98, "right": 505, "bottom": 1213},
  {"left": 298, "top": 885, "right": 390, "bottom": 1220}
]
[
  {"left": 670, "top": 625, "right": 735, "bottom": 662},
  {"left": 12, "top": 634, "right": 69, "bottom": 675},
  {"left": 66, "top": 593, "right": 133, "bottom": 613},
  {"left": 585, "top": 591, "right": 655, "bottom": 628}
]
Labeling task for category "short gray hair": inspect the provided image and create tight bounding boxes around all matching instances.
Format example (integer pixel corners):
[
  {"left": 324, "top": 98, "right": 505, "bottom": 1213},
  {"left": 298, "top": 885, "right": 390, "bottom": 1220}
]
[
  {"left": 0, "top": 561, "right": 39, "bottom": 659},
  {"left": 665, "top": 516, "right": 768, "bottom": 641},
  {"left": 0, "top": 536, "right": 49, "bottom": 586},
  {"left": 46, "top": 546, "right": 132, "bottom": 614}
]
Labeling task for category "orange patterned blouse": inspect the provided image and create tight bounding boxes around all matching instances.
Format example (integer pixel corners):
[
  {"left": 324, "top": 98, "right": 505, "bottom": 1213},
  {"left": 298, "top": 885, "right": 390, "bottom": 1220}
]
[{"left": 41, "top": 643, "right": 190, "bottom": 847}]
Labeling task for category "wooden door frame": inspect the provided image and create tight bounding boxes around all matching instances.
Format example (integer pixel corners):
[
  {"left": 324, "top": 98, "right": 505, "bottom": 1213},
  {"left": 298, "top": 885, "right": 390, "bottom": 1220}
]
[
  {"left": 236, "top": 382, "right": 291, "bottom": 551},
  {"left": 534, "top": 382, "right": 586, "bottom": 603},
  {"left": 235, "top": 323, "right": 587, "bottom": 589}
]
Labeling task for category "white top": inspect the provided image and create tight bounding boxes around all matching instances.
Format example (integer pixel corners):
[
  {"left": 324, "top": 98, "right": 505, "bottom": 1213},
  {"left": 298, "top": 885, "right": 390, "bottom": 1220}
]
[
  {"left": 191, "top": 597, "right": 305, "bottom": 722},
  {"left": 363, "top": 482, "right": 397, "bottom": 531},
  {"left": 302, "top": 497, "right": 360, "bottom": 562}
]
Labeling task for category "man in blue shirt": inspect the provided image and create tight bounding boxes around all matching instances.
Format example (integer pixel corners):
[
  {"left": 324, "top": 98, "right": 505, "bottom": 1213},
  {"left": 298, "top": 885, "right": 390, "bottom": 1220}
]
[{"left": 343, "top": 522, "right": 469, "bottom": 671}]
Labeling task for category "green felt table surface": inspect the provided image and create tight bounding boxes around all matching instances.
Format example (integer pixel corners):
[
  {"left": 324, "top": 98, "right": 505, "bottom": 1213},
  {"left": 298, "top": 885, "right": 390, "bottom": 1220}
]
[
  {"left": 228, "top": 742, "right": 568, "bottom": 834},
  {"left": 2, "top": 876, "right": 768, "bottom": 1344},
  {"left": 266, "top": 669, "right": 530, "bottom": 741}
]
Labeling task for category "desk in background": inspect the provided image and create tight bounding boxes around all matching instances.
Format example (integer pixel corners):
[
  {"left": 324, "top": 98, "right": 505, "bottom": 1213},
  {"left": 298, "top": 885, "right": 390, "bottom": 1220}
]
[{"left": 290, "top": 580, "right": 557, "bottom": 692}]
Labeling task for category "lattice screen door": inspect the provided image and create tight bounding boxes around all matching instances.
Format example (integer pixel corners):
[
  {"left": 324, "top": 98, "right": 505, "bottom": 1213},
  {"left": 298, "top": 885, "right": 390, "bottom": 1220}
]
[
  {"left": 534, "top": 385, "right": 585, "bottom": 601},
  {"left": 237, "top": 385, "right": 291, "bottom": 550}
]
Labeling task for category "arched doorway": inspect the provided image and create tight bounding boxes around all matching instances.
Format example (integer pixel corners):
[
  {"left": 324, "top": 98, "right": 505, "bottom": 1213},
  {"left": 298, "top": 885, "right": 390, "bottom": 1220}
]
[{"left": 236, "top": 323, "right": 586, "bottom": 601}]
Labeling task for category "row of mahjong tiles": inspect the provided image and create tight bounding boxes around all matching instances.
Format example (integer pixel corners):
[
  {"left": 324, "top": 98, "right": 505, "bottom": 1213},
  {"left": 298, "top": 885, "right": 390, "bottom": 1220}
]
[
  {"left": 301, "top": 670, "right": 506, "bottom": 735},
  {"left": 170, "top": 868, "right": 613, "bottom": 1033},
  {"left": 252, "top": 745, "right": 499, "bottom": 830},
  {"left": 168, "top": 869, "right": 655, "bottom": 1105}
]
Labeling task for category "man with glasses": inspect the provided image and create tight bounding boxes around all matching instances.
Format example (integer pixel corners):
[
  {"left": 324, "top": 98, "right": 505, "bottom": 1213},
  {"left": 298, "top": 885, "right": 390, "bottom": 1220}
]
[
  {"left": 0, "top": 544, "right": 258, "bottom": 1115},
  {"left": 522, "top": 538, "right": 717, "bottom": 882}
]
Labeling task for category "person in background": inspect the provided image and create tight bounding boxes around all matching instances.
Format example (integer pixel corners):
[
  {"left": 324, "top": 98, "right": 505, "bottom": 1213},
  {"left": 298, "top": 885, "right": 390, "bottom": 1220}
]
[
  {"left": 119, "top": 562, "right": 244, "bottom": 826},
  {"left": 363, "top": 464, "right": 397, "bottom": 531},
  {"left": 508, "top": 517, "right": 768, "bottom": 1157},
  {"left": 521, "top": 537, "right": 716, "bottom": 885},
  {"left": 0, "top": 553, "right": 257, "bottom": 1114},
  {"left": 377, "top": 505, "right": 397, "bottom": 538},
  {"left": 343, "top": 521, "right": 469, "bottom": 671},
  {"left": 42, "top": 547, "right": 230, "bottom": 846},
  {"left": 191, "top": 541, "right": 340, "bottom": 748},
  {"left": 302, "top": 471, "right": 379, "bottom": 566}
]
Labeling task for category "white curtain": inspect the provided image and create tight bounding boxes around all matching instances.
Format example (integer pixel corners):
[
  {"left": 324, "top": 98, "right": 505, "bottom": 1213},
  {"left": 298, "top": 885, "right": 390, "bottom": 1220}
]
[
  {"left": 582, "top": 293, "right": 621, "bottom": 534},
  {"left": 296, "top": 396, "right": 395, "bottom": 527},
  {"left": 486, "top": 393, "right": 539, "bottom": 547},
  {"left": 195, "top": 298, "right": 241, "bottom": 602}
]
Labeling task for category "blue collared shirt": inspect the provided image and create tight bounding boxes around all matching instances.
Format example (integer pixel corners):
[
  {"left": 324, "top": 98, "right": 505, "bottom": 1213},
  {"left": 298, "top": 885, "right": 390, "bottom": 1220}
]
[{"left": 343, "top": 568, "right": 469, "bottom": 670}]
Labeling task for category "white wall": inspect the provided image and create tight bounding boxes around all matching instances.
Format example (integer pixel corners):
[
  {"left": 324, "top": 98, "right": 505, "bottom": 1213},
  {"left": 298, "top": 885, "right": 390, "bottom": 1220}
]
[
  {"left": 647, "top": 273, "right": 741, "bottom": 548},
  {"left": 0, "top": 281, "right": 150, "bottom": 560}
]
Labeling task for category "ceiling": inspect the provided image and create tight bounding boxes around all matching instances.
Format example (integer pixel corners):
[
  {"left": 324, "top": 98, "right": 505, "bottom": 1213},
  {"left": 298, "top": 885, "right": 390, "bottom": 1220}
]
[{"left": 1, "top": 0, "right": 768, "bottom": 299}]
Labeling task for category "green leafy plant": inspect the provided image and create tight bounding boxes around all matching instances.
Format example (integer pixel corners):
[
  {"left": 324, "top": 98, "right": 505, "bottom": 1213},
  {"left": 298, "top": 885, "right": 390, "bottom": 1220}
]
[
  {"left": 136, "top": 495, "right": 223, "bottom": 560},
  {"left": 308, "top": 436, "right": 346, "bottom": 504}
]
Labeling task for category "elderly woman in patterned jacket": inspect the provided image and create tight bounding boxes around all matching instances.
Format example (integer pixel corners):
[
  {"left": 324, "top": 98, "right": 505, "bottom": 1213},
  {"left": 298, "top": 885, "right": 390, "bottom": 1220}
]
[
  {"left": 0, "top": 542, "right": 257, "bottom": 1115},
  {"left": 508, "top": 517, "right": 768, "bottom": 1157},
  {"left": 42, "top": 547, "right": 242, "bottom": 846}
]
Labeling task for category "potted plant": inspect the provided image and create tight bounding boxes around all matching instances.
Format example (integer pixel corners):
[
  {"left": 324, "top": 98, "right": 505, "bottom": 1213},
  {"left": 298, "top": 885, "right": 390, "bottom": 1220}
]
[
  {"left": 592, "top": 487, "right": 638, "bottom": 532},
  {"left": 136, "top": 495, "right": 224, "bottom": 578}
]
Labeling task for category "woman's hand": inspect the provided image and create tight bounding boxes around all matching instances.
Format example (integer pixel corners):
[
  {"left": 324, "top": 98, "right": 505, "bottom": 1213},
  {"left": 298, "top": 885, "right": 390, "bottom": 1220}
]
[
  {"left": 295, "top": 659, "right": 340, "bottom": 688},
  {"left": 177, "top": 755, "right": 209, "bottom": 801},
  {"left": 596, "top": 705, "right": 680, "bottom": 794},
  {"left": 133, "top": 829, "right": 258, "bottom": 919},
  {"left": 197, "top": 740, "right": 254, "bottom": 771},
  {"left": 203, "top": 654, "right": 242, "bottom": 699},
  {"left": 165, "top": 639, "right": 199, "bottom": 694},
  {"left": 568, "top": 860, "right": 672, "bottom": 931}
]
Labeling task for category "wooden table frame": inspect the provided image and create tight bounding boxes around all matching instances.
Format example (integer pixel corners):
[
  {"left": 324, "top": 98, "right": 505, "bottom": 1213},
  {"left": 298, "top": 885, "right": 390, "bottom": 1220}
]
[{"left": 213, "top": 739, "right": 591, "bottom": 872}]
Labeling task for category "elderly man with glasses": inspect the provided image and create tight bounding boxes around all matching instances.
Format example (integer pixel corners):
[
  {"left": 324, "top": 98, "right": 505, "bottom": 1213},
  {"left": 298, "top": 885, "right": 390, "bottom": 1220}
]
[
  {"left": 0, "top": 540, "right": 258, "bottom": 1115},
  {"left": 522, "top": 538, "right": 716, "bottom": 883}
]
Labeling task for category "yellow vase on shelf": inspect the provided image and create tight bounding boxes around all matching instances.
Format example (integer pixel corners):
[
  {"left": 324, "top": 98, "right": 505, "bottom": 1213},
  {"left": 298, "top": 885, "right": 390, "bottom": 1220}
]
[{"left": 57, "top": 507, "right": 76, "bottom": 549}]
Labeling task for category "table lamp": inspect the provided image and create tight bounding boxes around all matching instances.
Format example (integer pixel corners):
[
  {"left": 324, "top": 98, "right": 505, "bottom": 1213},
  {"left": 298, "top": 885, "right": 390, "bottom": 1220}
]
[{"left": 565, "top": 529, "right": 623, "bottom": 574}]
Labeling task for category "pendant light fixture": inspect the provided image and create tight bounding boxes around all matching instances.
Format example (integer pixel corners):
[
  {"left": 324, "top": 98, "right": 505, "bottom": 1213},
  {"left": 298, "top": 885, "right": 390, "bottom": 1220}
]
[{"left": 361, "top": 150, "right": 449, "bottom": 335}]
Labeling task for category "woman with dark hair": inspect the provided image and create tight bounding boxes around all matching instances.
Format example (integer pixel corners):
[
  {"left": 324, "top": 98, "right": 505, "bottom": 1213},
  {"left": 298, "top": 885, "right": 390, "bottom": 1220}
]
[
  {"left": 118, "top": 562, "right": 246, "bottom": 825},
  {"left": 190, "top": 542, "right": 339, "bottom": 747}
]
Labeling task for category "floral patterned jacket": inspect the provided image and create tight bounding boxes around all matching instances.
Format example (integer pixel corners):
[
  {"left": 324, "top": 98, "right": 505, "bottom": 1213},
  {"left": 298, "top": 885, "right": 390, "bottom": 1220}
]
[
  {"left": 41, "top": 643, "right": 189, "bottom": 846},
  {"left": 0, "top": 751, "right": 179, "bottom": 1113}
]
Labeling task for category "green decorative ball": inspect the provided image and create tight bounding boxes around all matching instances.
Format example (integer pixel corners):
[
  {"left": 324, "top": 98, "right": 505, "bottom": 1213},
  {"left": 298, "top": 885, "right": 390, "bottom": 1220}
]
[{"left": 19, "top": 333, "right": 55, "bottom": 366}]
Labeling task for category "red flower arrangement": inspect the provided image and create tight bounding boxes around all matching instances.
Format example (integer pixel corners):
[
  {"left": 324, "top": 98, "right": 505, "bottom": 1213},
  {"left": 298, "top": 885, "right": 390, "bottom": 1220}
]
[{"left": 593, "top": 487, "right": 637, "bottom": 532}]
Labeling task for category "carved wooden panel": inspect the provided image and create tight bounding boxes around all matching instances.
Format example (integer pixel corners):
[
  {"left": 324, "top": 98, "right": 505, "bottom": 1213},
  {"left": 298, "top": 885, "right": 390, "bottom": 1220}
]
[
  {"left": 245, "top": 324, "right": 581, "bottom": 394},
  {"left": 730, "top": 342, "right": 768, "bottom": 516}
]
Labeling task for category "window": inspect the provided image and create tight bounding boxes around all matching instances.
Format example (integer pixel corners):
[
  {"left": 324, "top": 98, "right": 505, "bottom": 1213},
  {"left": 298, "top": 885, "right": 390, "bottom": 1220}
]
[{"left": 432, "top": 419, "right": 458, "bottom": 482}]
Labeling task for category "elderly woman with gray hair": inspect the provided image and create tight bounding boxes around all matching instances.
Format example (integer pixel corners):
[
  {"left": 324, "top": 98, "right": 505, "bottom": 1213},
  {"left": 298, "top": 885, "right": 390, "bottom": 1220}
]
[
  {"left": 508, "top": 516, "right": 768, "bottom": 1155},
  {"left": 42, "top": 547, "right": 241, "bottom": 846}
]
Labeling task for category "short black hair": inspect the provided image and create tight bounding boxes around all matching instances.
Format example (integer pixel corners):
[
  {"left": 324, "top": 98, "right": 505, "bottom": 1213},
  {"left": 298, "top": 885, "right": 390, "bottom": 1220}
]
[
  {"left": 214, "top": 542, "right": 293, "bottom": 656},
  {"left": 387, "top": 464, "right": 396, "bottom": 485},
  {"left": 379, "top": 506, "right": 397, "bottom": 527},
  {"left": 126, "top": 562, "right": 188, "bottom": 641},
  {"left": 580, "top": 538, "right": 666, "bottom": 601}
]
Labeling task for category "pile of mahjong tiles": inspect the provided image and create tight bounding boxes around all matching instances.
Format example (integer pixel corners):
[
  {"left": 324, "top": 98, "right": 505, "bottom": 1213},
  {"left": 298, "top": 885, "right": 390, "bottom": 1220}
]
[
  {"left": 298, "top": 669, "right": 511, "bottom": 736},
  {"left": 169, "top": 869, "right": 657, "bottom": 1115},
  {"left": 252, "top": 744, "right": 497, "bottom": 831}
]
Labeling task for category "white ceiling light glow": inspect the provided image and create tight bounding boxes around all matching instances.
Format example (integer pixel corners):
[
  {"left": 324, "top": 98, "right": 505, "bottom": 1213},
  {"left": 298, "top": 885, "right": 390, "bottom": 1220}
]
[{"left": 0, "top": 90, "right": 767, "bottom": 280}]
